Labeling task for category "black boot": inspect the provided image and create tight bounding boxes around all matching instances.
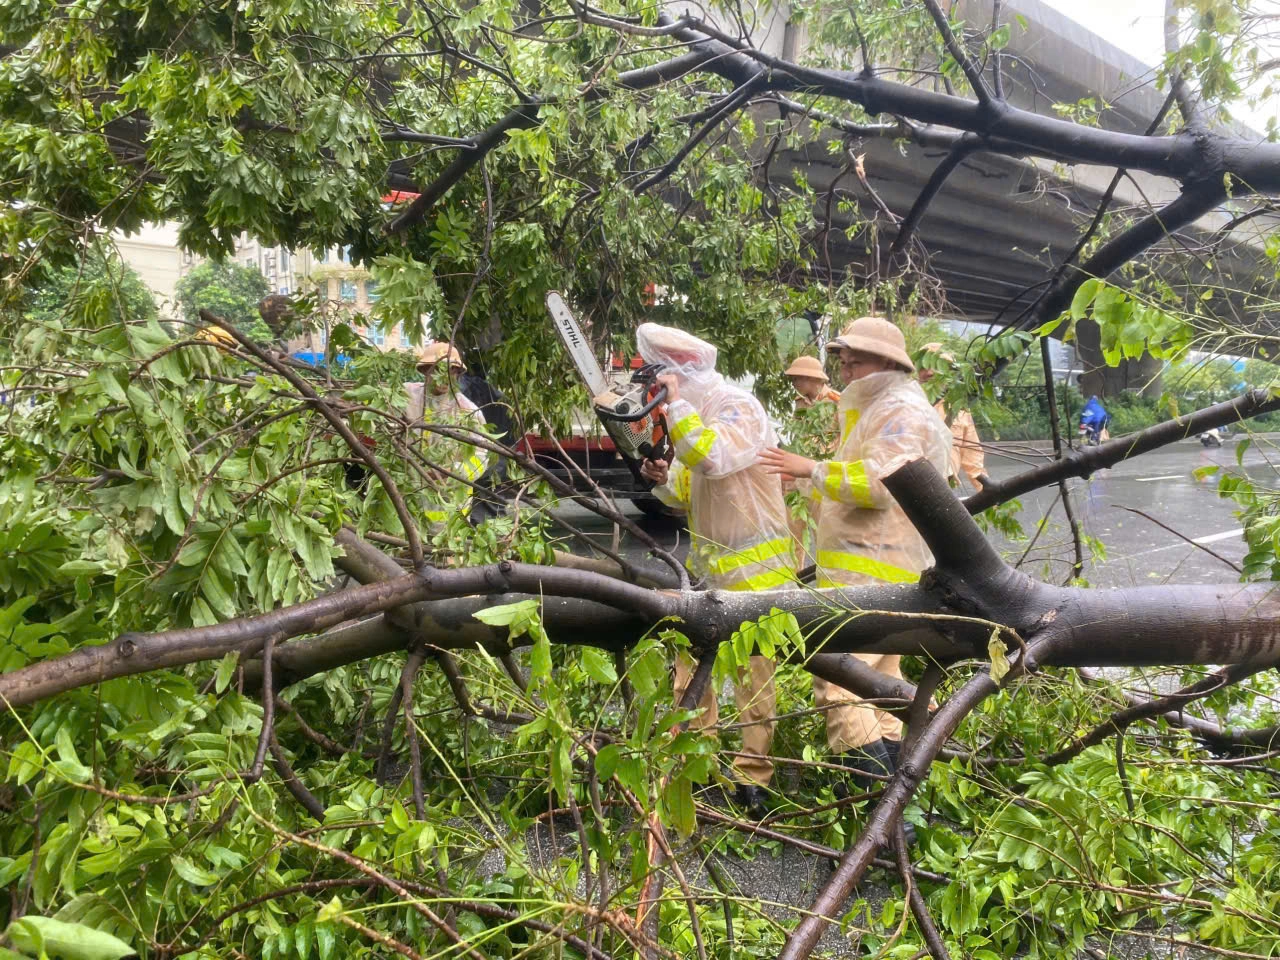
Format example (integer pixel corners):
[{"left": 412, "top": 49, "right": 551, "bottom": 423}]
[
  {"left": 735, "top": 782, "right": 767, "bottom": 818},
  {"left": 834, "top": 739, "right": 894, "bottom": 798}
]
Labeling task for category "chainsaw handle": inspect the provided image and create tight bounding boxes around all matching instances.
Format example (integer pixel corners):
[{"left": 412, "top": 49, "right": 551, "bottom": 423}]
[{"left": 593, "top": 383, "right": 668, "bottom": 422}]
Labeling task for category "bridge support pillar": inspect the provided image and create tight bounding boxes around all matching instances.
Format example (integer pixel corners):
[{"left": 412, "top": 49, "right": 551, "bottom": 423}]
[{"left": 1073, "top": 320, "right": 1164, "bottom": 399}]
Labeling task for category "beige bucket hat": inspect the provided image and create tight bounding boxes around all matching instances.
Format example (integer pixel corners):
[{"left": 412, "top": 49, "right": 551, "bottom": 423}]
[
  {"left": 416, "top": 342, "right": 464, "bottom": 372},
  {"left": 921, "top": 341, "right": 957, "bottom": 363},
  {"left": 827, "top": 317, "right": 914, "bottom": 373},
  {"left": 784, "top": 355, "right": 829, "bottom": 381}
]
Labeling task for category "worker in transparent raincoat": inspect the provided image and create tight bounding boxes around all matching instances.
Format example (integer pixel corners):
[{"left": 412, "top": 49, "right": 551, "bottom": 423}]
[
  {"left": 635, "top": 323, "right": 796, "bottom": 812},
  {"left": 405, "top": 342, "right": 489, "bottom": 524},
  {"left": 759, "top": 317, "right": 951, "bottom": 817},
  {"left": 919, "top": 342, "right": 987, "bottom": 491}
]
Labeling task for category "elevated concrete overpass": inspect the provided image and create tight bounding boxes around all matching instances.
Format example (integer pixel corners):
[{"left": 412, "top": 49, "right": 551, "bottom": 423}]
[{"left": 737, "top": 0, "right": 1278, "bottom": 390}]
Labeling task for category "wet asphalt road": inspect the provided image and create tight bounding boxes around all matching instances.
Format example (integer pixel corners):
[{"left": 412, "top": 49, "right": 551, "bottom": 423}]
[{"left": 555, "top": 436, "right": 1279, "bottom": 588}]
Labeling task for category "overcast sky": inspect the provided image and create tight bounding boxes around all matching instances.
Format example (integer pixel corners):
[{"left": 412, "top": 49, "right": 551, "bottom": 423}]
[{"left": 1041, "top": 0, "right": 1279, "bottom": 133}]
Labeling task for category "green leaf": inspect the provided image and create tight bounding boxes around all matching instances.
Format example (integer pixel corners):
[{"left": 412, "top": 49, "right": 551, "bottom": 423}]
[
  {"left": 594, "top": 744, "right": 621, "bottom": 780},
  {"left": 8, "top": 741, "right": 44, "bottom": 787},
  {"left": 5, "top": 917, "right": 136, "bottom": 960},
  {"left": 214, "top": 652, "right": 238, "bottom": 695},
  {"left": 1236, "top": 437, "right": 1252, "bottom": 465},
  {"left": 629, "top": 645, "right": 665, "bottom": 698},
  {"left": 530, "top": 629, "right": 551, "bottom": 682},
  {"left": 387, "top": 800, "right": 410, "bottom": 834},
  {"left": 1069, "top": 278, "right": 1101, "bottom": 320},
  {"left": 580, "top": 647, "right": 617, "bottom": 685},
  {"left": 472, "top": 599, "right": 538, "bottom": 630},
  {"left": 315, "top": 924, "right": 336, "bottom": 960},
  {"left": 662, "top": 776, "right": 695, "bottom": 837},
  {"left": 316, "top": 896, "right": 344, "bottom": 925},
  {"left": 988, "top": 631, "right": 1010, "bottom": 684},
  {"left": 57, "top": 560, "right": 104, "bottom": 578},
  {"left": 170, "top": 855, "right": 219, "bottom": 886}
]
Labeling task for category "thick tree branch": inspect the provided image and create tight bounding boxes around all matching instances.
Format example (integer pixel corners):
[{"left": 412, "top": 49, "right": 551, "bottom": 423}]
[
  {"left": 7, "top": 463, "right": 1280, "bottom": 712},
  {"left": 965, "top": 388, "right": 1280, "bottom": 513},
  {"left": 887, "top": 132, "right": 982, "bottom": 263},
  {"left": 920, "top": 0, "right": 994, "bottom": 105}
]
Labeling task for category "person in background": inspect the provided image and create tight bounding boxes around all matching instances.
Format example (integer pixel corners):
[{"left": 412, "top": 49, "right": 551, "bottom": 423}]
[
  {"left": 1079, "top": 394, "right": 1111, "bottom": 445},
  {"left": 636, "top": 323, "right": 796, "bottom": 814},
  {"left": 918, "top": 342, "right": 987, "bottom": 491},
  {"left": 785, "top": 354, "right": 842, "bottom": 409},
  {"left": 457, "top": 363, "right": 513, "bottom": 522},
  {"left": 758, "top": 317, "right": 951, "bottom": 837},
  {"left": 782, "top": 354, "right": 841, "bottom": 567},
  {"left": 406, "top": 343, "right": 489, "bottom": 523}
]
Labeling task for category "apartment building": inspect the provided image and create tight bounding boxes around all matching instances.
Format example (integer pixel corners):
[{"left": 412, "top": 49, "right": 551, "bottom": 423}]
[{"left": 221, "top": 234, "right": 414, "bottom": 354}]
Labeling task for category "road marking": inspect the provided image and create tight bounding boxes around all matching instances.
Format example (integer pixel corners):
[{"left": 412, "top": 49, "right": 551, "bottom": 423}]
[
  {"left": 1108, "top": 527, "right": 1245, "bottom": 564},
  {"left": 1134, "top": 475, "right": 1184, "bottom": 482},
  {"left": 1193, "top": 528, "right": 1244, "bottom": 545}
]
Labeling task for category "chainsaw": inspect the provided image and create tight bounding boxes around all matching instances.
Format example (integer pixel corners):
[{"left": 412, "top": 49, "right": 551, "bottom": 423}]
[{"left": 545, "top": 291, "right": 672, "bottom": 490}]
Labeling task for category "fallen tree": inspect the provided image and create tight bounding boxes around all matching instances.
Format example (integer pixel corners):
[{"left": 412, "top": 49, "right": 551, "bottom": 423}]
[{"left": 7, "top": 0, "right": 1280, "bottom": 958}]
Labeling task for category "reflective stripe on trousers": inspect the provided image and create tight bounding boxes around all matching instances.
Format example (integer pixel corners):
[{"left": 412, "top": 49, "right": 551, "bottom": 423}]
[{"left": 815, "top": 550, "right": 919, "bottom": 585}]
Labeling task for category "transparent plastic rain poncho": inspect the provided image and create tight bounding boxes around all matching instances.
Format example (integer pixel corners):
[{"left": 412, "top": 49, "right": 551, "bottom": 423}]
[
  {"left": 796, "top": 369, "right": 952, "bottom": 588},
  {"left": 636, "top": 323, "right": 795, "bottom": 590},
  {"left": 404, "top": 381, "right": 489, "bottom": 521}
]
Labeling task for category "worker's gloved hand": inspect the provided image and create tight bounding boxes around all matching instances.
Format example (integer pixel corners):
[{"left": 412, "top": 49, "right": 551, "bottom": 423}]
[{"left": 640, "top": 458, "right": 670, "bottom": 484}]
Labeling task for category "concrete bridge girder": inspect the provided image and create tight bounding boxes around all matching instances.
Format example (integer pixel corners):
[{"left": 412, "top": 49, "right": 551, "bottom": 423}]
[{"left": 714, "top": 0, "right": 1279, "bottom": 395}]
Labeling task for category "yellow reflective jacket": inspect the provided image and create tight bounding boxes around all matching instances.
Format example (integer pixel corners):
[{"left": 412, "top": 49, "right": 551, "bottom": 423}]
[
  {"left": 934, "top": 401, "right": 985, "bottom": 490},
  {"left": 654, "top": 390, "right": 796, "bottom": 591},
  {"left": 405, "top": 383, "right": 489, "bottom": 520},
  {"left": 798, "top": 370, "right": 952, "bottom": 588}
]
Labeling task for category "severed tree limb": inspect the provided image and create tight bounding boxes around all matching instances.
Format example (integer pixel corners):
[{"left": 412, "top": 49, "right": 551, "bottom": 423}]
[
  {"left": 965, "top": 388, "right": 1280, "bottom": 513},
  {"left": 896, "top": 821, "right": 951, "bottom": 959},
  {"left": 886, "top": 133, "right": 983, "bottom": 263},
  {"left": 633, "top": 74, "right": 765, "bottom": 194},
  {"left": 1164, "top": 0, "right": 1205, "bottom": 132},
  {"left": 1045, "top": 662, "right": 1272, "bottom": 767},
  {"left": 919, "top": 0, "right": 994, "bottom": 105},
  {"left": 268, "top": 732, "right": 326, "bottom": 820},
  {"left": 990, "top": 0, "right": 1006, "bottom": 100},
  {"left": 9, "top": 462, "right": 1280, "bottom": 715},
  {"left": 780, "top": 634, "right": 1054, "bottom": 960},
  {"left": 400, "top": 647, "right": 429, "bottom": 818}
]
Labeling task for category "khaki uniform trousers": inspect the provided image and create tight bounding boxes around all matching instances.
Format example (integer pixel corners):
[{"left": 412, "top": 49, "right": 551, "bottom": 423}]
[
  {"left": 674, "top": 655, "right": 776, "bottom": 786},
  {"left": 813, "top": 653, "right": 904, "bottom": 752}
]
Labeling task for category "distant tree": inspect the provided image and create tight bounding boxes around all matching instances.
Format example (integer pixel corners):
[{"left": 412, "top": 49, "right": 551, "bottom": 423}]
[
  {"left": 25, "top": 251, "right": 156, "bottom": 326},
  {"left": 174, "top": 261, "right": 271, "bottom": 339}
]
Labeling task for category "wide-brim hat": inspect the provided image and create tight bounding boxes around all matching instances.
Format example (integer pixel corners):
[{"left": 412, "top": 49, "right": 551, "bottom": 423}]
[
  {"left": 784, "top": 355, "right": 829, "bottom": 381},
  {"left": 416, "top": 341, "right": 464, "bottom": 372},
  {"left": 828, "top": 317, "right": 914, "bottom": 373},
  {"left": 921, "top": 341, "right": 957, "bottom": 364}
]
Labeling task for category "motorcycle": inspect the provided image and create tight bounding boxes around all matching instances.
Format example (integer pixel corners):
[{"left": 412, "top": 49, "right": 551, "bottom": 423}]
[
  {"left": 1198, "top": 427, "right": 1225, "bottom": 448},
  {"left": 1078, "top": 423, "right": 1104, "bottom": 446}
]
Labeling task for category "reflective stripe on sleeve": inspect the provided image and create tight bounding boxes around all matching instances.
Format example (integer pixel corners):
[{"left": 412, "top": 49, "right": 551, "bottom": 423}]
[
  {"left": 670, "top": 412, "right": 703, "bottom": 443},
  {"left": 821, "top": 461, "right": 875, "bottom": 507},
  {"left": 682, "top": 427, "right": 717, "bottom": 467}
]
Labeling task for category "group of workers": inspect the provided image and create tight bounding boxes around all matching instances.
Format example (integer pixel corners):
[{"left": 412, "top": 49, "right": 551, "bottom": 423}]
[
  {"left": 636, "top": 317, "right": 986, "bottom": 821},
  {"left": 405, "top": 316, "right": 988, "bottom": 827}
]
